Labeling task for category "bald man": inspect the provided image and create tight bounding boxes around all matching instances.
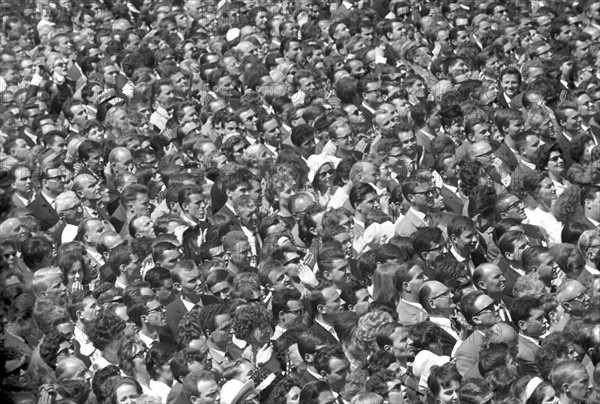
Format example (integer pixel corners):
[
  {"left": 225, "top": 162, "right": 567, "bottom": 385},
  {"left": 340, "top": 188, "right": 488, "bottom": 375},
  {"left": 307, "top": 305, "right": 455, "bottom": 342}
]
[
  {"left": 419, "top": 280, "right": 459, "bottom": 355},
  {"left": 55, "top": 357, "right": 90, "bottom": 383},
  {"left": 556, "top": 280, "right": 591, "bottom": 318},
  {"left": 473, "top": 263, "right": 511, "bottom": 322},
  {"left": 73, "top": 174, "right": 110, "bottom": 221}
]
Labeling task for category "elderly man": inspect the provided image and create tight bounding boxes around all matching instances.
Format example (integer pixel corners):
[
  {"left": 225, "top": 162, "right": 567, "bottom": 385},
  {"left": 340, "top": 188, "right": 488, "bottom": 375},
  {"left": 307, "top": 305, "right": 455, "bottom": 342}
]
[
  {"left": 54, "top": 191, "right": 85, "bottom": 243},
  {"left": 577, "top": 230, "right": 600, "bottom": 285},
  {"left": 418, "top": 280, "right": 459, "bottom": 355},
  {"left": 73, "top": 173, "right": 110, "bottom": 221},
  {"left": 556, "top": 280, "right": 591, "bottom": 318}
]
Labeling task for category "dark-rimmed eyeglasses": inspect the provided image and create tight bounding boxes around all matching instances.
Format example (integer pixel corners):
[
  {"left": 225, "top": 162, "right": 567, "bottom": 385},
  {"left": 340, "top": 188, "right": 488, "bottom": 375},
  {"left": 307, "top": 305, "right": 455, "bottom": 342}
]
[
  {"left": 473, "top": 301, "right": 497, "bottom": 317},
  {"left": 430, "top": 289, "right": 452, "bottom": 301},
  {"left": 548, "top": 155, "right": 564, "bottom": 162},
  {"left": 131, "top": 348, "right": 148, "bottom": 360}
]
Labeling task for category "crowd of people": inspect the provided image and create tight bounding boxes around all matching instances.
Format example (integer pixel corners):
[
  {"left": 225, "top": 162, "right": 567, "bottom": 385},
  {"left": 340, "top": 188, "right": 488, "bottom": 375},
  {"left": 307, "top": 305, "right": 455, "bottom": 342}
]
[{"left": 1, "top": 0, "right": 600, "bottom": 403}]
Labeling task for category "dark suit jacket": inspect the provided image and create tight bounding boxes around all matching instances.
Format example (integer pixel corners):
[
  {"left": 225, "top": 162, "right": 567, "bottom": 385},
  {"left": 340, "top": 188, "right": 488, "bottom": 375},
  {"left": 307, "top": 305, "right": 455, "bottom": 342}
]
[
  {"left": 28, "top": 192, "right": 59, "bottom": 231},
  {"left": 396, "top": 299, "right": 428, "bottom": 325},
  {"left": 215, "top": 204, "right": 242, "bottom": 229},
  {"left": 11, "top": 194, "right": 29, "bottom": 209},
  {"left": 555, "top": 131, "right": 575, "bottom": 169},
  {"left": 577, "top": 266, "right": 600, "bottom": 286},
  {"left": 394, "top": 208, "right": 427, "bottom": 237},
  {"left": 454, "top": 330, "right": 485, "bottom": 376},
  {"left": 165, "top": 296, "right": 220, "bottom": 340},
  {"left": 510, "top": 162, "right": 535, "bottom": 193},
  {"left": 309, "top": 322, "right": 338, "bottom": 345},
  {"left": 496, "top": 256, "right": 521, "bottom": 307},
  {"left": 494, "top": 142, "right": 518, "bottom": 172},
  {"left": 575, "top": 215, "right": 596, "bottom": 231},
  {"left": 517, "top": 334, "right": 540, "bottom": 377},
  {"left": 440, "top": 185, "right": 464, "bottom": 215}
]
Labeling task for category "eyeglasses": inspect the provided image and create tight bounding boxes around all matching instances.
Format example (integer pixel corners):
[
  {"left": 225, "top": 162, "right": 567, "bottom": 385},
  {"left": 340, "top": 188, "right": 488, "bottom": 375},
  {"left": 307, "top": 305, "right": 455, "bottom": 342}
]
[
  {"left": 504, "top": 199, "right": 523, "bottom": 211},
  {"left": 131, "top": 348, "right": 148, "bottom": 360},
  {"left": 147, "top": 306, "right": 166, "bottom": 315},
  {"left": 319, "top": 170, "right": 334, "bottom": 177},
  {"left": 54, "top": 62, "right": 66, "bottom": 68},
  {"left": 335, "top": 134, "right": 351, "bottom": 141},
  {"left": 243, "top": 114, "right": 257, "bottom": 122},
  {"left": 425, "top": 243, "right": 447, "bottom": 253},
  {"left": 2, "top": 252, "right": 16, "bottom": 259},
  {"left": 474, "top": 150, "right": 494, "bottom": 159},
  {"left": 430, "top": 289, "right": 452, "bottom": 301},
  {"left": 286, "top": 307, "right": 305, "bottom": 316},
  {"left": 412, "top": 189, "right": 434, "bottom": 197},
  {"left": 548, "top": 155, "right": 564, "bottom": 162},
  {"left": 46, "top": 175, "right": 68, "bottom": 181},
  {"left": 473, "top": 301, "right": 497, "bottom": 317},
  {"left": 284, "top": 256, "right": 302, "bottom": 266},
  {"left": 565, "top": 290, "right": 589, "bottom": 303}
]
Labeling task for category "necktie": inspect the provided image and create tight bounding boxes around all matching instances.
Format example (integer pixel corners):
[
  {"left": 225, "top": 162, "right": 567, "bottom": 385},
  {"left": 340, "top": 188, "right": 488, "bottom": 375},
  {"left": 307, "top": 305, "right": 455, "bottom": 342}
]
[{"left": 253, "top": 232, "right": 261, "bottom": 257}]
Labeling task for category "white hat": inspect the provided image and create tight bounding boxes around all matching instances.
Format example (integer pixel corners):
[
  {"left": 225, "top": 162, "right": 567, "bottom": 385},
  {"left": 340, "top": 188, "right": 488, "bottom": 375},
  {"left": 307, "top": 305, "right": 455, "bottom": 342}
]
[
  {"left": 306, "top": 154, "right": 341, "bottom": 183},
  {"left": 226, "top": 28, "right": 240, "bottom": 42},
  {"left": 220, "top": 379, "right": 255, "bottom": 404},
  {"left": 412, "top": 350, "right": 450, "bottom": 391}
]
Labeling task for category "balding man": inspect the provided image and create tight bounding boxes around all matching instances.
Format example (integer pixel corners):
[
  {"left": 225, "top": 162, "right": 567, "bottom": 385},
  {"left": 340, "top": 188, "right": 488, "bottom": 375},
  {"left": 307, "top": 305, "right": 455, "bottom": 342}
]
[
  {"left": 55, "top": 357, "right": 90, "bottom": 383},
  {"left": 556, "top": 280, "right": 591, "bottom": 318},
  {"left": 73, "top": 174, "right": 110, "bottom": 221},
  {"left": 577, "top": 230, "right": 600, "bottom": 286},
  {"left": 54, "top": 191, "right": 84, "bottom": 243},
  {"left": 473, "top": 263, "right": 511, "bottom": 322},
  {"left": 419, "top": 280, "right": 459, "bottom": 355}
]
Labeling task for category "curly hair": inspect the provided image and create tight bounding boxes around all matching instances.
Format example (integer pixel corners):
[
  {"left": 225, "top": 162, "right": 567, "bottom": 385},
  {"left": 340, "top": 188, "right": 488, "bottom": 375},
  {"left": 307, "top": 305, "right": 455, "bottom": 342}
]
[
  {"left": 197, "top": 304, "right": 229, "bottom": 337},
  {"left": 366, "top": 350, "right": 397, "bottom": 376},
  {"left": 39, "top": 331, "right": 70, "bottom": 370},
  {"left": 265, "top": 376, "right": 302, "bottom": 404},
  {"left": 145, "top": 342, "right": 176, "bottom": 380},
  {"left": 347, "top": 311, "right": 394, "bottom": 367},
  {"left": 56, "top": 379, "right": 91, "bottom": 404},
  {"left": 118, "top": 337, "right": 145, "bottom": 377},
  {"left": 232, "top": 303, "right": 271, "bottom": 341},
  {"left": 552, "top": 184, "right": 582, "bottom": 224},
  {"left": 177, "top": 307, "right": 204, "bottom": 348},
  {"left": 86, "top": 311, "right": 126, "bottom": 351}
]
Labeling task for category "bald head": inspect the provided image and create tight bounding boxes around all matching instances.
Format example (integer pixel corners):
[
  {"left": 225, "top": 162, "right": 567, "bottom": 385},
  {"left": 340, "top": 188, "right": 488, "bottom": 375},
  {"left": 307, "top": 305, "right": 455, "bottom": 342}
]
[
  {"left": 468, "top": 141, "right": 494, "bottom": 163},
  {"left": 55, "top": 357, "right": 87, "bottom": 382},
  {"left": 473, "top": 263, "right": 506, "bottom": 296},
  {"left": 556, "top": 280, "right": 590, "bottom": 316},
  {"left": 485, "top": 321, "right": 518, "bottom": 351}
]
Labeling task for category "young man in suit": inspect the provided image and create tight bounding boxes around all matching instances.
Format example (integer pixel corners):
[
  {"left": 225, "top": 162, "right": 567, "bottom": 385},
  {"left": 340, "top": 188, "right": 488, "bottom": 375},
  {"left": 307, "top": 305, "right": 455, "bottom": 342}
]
[
  {"left": 165, "top": 260, "right": 219, "bottom": 339},
  {"left": 309, "top": 283, "right": 345, "bottom": 344},
  {"left": 395, "top": 178, "right": 433, "bottom": 237},
  {"left": 496, "top": 230, "right": 530, "bottom": 307},
  {"left": 395, "top": 261, "right": 428, "bottom": 324},
  {"left": 511, "top": 296, "right": 547, "bottom": 376},
  {"left": 28, "top": 160, "right": 65, "bottom": 231},
  {"left": 435, "top": 153, "right": 464, "bottom": 215}
]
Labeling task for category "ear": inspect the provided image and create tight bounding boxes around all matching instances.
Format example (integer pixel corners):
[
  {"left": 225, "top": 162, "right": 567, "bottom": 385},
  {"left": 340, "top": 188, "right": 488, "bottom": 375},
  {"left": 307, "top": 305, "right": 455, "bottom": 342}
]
[
  {"left": 317, "top": 303, "right": 326, "bottom": 315},
  {"left": 499, "top": 212, "right": 507, "bottom": 220},
  {"left": 320, "top": 370, "right": 328, "bottom": 380},
  {"left": 347, "top": 303, "right": 356, "bottom": 312},
  {"left": 75, "top": 189, "right": 84, "bottom": 199},
  {"left": 384, "top": 344, "right": 392, "bottom": 352},
  {"left": 278, "top": 310, "right": 286, "bottom": 322},
  {"left": 477, "top": 281, "right": 487, "bottom": 291},
  {"left": 304, "top": 353, "right": 313, "bottom": 363},
  {"left": 562, "top": 383, "right": 570, "bottom": 394},
  {"left": 420, "top": 251, "right": 429, "bottom": 262},
  {"left": 518, "top": 320, "right": 527, "bottom": 333},
  {"left": 472, "top": 314, "right": 482, "bottom": 325},
  {"left": 322, "top": 271, "right": 333, "bottom": 281},
  {"left": 504, "top": 251, "right": 515, "bottom": 261},
  {"left": 75, "top": 310, "right": 83, "bottom": 321},
  {"left": 450, "top": 234, "right": 458, "bottom": 244},
  {"left": 308, "top": 227, "right": 318, "bottom": 236},
  {"left": 173, "top": 282, "right": 182, "bottom": 293},
  {"left": 141, "top": 314, "right": 149, "bottom": 324},
  {"left": 119, "top": 263, "right": 126, "bottom": 274}
]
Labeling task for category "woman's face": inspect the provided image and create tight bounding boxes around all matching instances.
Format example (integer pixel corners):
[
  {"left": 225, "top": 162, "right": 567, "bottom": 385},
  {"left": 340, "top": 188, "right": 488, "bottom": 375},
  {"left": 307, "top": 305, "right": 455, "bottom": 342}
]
[
  {"left": 438, "top": 380, "right": 461, "bottom": 404},
  {"left": 316, "top": 163, "right": 335, "bottom": 189},
  {"left": 546, "top": 150, "right": 565, "bottom": 175},
  {"left": 537, "top": 177, "right": 557, "bottom": 205},
  {"left": 540, "top": 385, "right": 560, "bottom": 404},
  {"left": 115, "top": 384, "right": 139, "bottom": 404},
  {"left": 67, "top": 260, "right": 83, "bottom": 288}
]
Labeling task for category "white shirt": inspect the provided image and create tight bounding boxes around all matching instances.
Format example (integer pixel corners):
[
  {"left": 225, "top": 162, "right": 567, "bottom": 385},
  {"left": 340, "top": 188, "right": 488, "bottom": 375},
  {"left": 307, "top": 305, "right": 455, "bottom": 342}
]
[
  {"left": 328, "top": 187, "right": 350, "bottom": 210},
  {"left": 526, "top": 208, "right": 563, "bottom": 246},
  {"left": 408, "top": 207, "right": 427, "bottom": 222},
  {"left": 139, "top": 331, "right": 158, "bottom": 348},
  {"left": 429, "top": 316, "right": 460, "bottom": 341},
  {"left": 148, "top": 380, "right": 171, "bottom": 404},
  {"left": 181, "top": 296, "right": 199, "bottom": 312},
  {"left": 584, "top": 264, "right": 600, "bottom": 277}
]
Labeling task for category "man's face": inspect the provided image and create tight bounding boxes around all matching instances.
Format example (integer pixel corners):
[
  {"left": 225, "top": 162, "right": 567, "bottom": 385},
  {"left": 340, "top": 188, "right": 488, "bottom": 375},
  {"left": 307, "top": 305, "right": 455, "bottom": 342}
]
[
  {"left": 211, "top": 313, "right": 233, "bottom": 348},
  {"left": 562, "top": 108, "right": 582, "bottom": 132},
  {"left": 469, "top": 123, "right": 491, "bottom": 143},
  {"left": 70, "top": 105, "right": 89, "bottom": 127},
  {"left": 577, "top": 94, "right": 596, "bottom": 117},
  {"left": 566, "top": 369, "right": 593, "bottom": 402},
  {"left": 145, "top": 299, "right": 167, "bottom": 328},
  {"left": 284, "top": 41, "right": 301, "bottom": 62},
  {"left": 406, "top": 265, "right": 426, "bottom": 295},
  {"left": 356, "top": 192, "right": 380, "bottom": 218},
  {"left": 563, "top": 282, "right": 591, "bottom": 316},
  {"left": 156, "top": 85, "right": 174, "bottom": 107},
  {"left": 473, "top": 294, "right": 500, "bottom": 325},
  {"left": 481, "top": 265, "right": 506, "bottom": 294},
  {"left": 122, "top": 254, "right": 141, "bottom": 279},
  {"left": 502, "top": 196, "right": 527, "bottom": 221},
  {"left": 238, "top": 205, "right": 259, "bottom": 230},
  {"left": 521, "top": 307, "right": 548, "bottom": 338},
  {"left": 398, "top": 130, "right": 417, "bottom": 156},
  {"left": 510, "top": 237, "right": 529, "bottom": 263},
  {"left": 520, "top": 134, "right": 541, "bottom": 161},
  {"left": 179, "top": 267, "right": 203, "bottom": 298},
  {"left": 130, "top": 193, "right": 151, "bottom": 216},
  {"left": 133, "top": 216, "right": 155, "bottom": 238},
  {"left": 11, "top": 139, "right": 30, "bottom": 161},
  {"left": 409, "top": 183, "right": 434, "bottom": 211},
  {"left": 159, "top": 248, "right": 181, "bottom": 270},
  {"left": 45, "top": 274, "right": 68, "bottom": 299},
  {"left": 78, "top": 177, "right": 103, "bottom": 201},
  {"left": 333, "top": 124, "right": 353, "bottom": 153},
  {"left": 454, "top": 29, "right": 471, "bottom": 47},
  {"left": 79, "top": 297, "right": 100, "bottom": 324},
  {"left": 452, "top": 228, "right": 478, "bottom": 254},
  {"left": 14, "top": 167, "right": 32, "bottom": 196},
  {"left": 429, "top": 284, "right": 455, "bottom": 315},
  {"left": 328, "top": 259, "right": 350, "bottom": 289},
  {"left": 184, "top": 193, "right": 208, "bottom": 221},
  {"left": 363, "top": 82, "right": 383, "bottom": 105},
  {"left": 194, "top": 380, "right": 220, "bottom": 404},
  {"left": 280, "top": 299, "right": 304, "bottom": 328},
  {"left": 155, "top": 278, "right": 175, "bottom": 306},
  {"left": 408, "top": 80, "right": 426, "bottom": 99},
  {"left": 390, "top": 326, "right": 415, "bottom": 360},
  {"left": 574, "top": 40, "right": 591, "bottom": 62},
  {"left": 230, "top": 241, "right": 252, "bottom": 268},
  {"left": 103, "top": 64, "right": 120, "bottom": 86},
  {"left": 262, "top": 119, "right": 281, "bottom": 147},
  {"left": 239, "top": 109, "right": 258, "bottom": 132},
  {"left": 321, "top": 287, "right": 345, "bottom": 319},
  {"left": 323, "top": 357, "right": 350, "bottom": 393}
]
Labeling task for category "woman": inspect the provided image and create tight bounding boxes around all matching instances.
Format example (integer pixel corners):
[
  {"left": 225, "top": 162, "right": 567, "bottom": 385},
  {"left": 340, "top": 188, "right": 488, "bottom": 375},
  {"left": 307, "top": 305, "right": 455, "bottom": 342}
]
[
  {"left": 371, "top": 263, "right": 400, "bottom": 308},
  {"left": 265, "top": 376, "right": 302, "bottom": 404},
  {"left": 309, "top": 159, "right": 339, "bottom": 207},
  {"left": 537, "top": 143, "right": 570, "bottom": 197},
  {"left": 110, "top": 376, "right": 143, "bottom": 404},
  {"left": 426, "top": 362, "right": 462, "bottom": 404},
  {"left": 43, "top": 52, "right": 75, "bottom": 116},
  {"left": 145, "top": 343, "right": 176, "bottom": 404},
  {"left": 524, "top": 378, "right": 560, "bottom": 404},
  {"left": 56, "top": 251, "right": 87, "bottom": 293},
  {"left": 567, "top": 133, "right": 595, "bottom": 185},
  {"left": 118, "top": 337, "right": 151, "bottom": 393},
  {"left": 523, "top": 172, "right": 563, "bottom": 245}
]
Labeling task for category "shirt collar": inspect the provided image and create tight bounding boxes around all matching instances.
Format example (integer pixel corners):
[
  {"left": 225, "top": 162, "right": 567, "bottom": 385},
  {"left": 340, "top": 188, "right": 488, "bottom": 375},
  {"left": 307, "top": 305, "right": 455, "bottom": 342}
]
[
  {"left": 408, "top": 206, "right": 426, "bottom": 221},
  {"left": 181, "top": 296, "right": 201, "bottom": 311},
  {"left": 138, "top": 331, "right": 158, "bottom": 347},
  {"left": 520, "top": 333, "right": 539, "bottom": 346},
  {"left": 585, "top": 264, "right": 600, "bottom": 276},
  {"left": 315, "top": 318, "right": 339, "bottom": 341}
]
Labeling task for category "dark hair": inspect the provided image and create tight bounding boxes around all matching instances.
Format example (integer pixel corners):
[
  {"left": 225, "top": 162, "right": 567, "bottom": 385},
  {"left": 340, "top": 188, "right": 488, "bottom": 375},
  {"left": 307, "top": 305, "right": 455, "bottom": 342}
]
[{"left": 427, "top": 363, "right": 462, "bottom": 398}]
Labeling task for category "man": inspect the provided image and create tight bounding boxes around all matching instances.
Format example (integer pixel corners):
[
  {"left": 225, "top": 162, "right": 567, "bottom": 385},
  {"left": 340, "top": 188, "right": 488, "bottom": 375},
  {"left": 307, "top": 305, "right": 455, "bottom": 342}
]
[
  {"left": 448, "top": 216, "right": 487, "bottom": 274},
  {"left": 10, "top": 164, "right": 34, "bottom": 208},
  {"left": 349, "top": 183, "right": 380, "bottom": 240},
  {"left": 119, "top": 184, "right": 152, "bottom": 239},
  {"left": 234, "top": 195, "right": 261, "bottom": 259},
  {"left": 550, "top": 360, "right": 593, "bottom": 404},
  {"left": 317, "top": 249, "right": 351, "bottom": 293},
  {"left": 165, "top": 260, "right": 219, "bottom": 339},
  {"left": 496, "top": 230, "right": 530, "bottom": 307},
  {"left": 418, "top": 280, "right": 459, "bottom": 355},
  {"left": 129, "top": 295, "right": 176, "bottom": 348},
  {"left": 28, "top": 160, "right": 65, "bottom": 231},
  {"left": 511, "top": 130, "right": 542, "bottom": 196},
  {"left": 183, "top": 370, "right": 220, "bottom": 404},
  {"left": 222, "top": 231, "right": 253, "bottom": 275},
  {"left": 555, "top": 101, "right": 582, "bottom": 168},
  {"left": 577, "top": 230, "right": 600, "bottom": 285},
  {"left": 72, "top": 174, "right": 109, "bottom": 221},
  {"left": 215, "top": 169, "right": 250, "bottom": 225},
  {"left": 394, "top": 261, "right": 428, "bottom": 324},
  {"left": 473, "top": 263, "right": 511, "bottom": 322},
  {"left": 454, "top": 290, "right": 500, "bottom": 375},
  {"left": 511, "top": 296, "right": 548, "bottom": 376},
  {"left": 62, "top": 100, "right": 89, "bottom": 135},
  {"left": 109, "top": 244, "right": 141, "bottom": 290},
  {"left": 455, "top": 116, "right": 491, "bottom": 162},
  {"left": 435, "top": 153, "right": 464, "bottom": 215},
  {"left": 329, "top": 121, "right": 358, "bottom": 163},
  {"left": 556, "top": 280, "right": 591, "bottom": 318},
  {"left": 54, "top": 191, "right": 85, "bottom": 243},
  {"left": 412, "top": 227, "right": 449, "bottom": 279},
  {"left": 197, "top": 304, "right": 239, "bottom": 374},
  {"left": 314, "top": 345, "right": 350, "bottom": 404},
  {"left": 309, "top": 283, "right": 345, "bottom": 344},
  {"left": 272, "top": 288, "right": 304, "bottom": 340},
  {"left": 178, "top": 185, "right": 210, "bottom": 230},
  {"left": 78, "top": 140, "right": 105, "bottom": 183},
  {"left": 68, "top": 291, "right": 100, "bottom": 365},
  {"left": 396, "top": 123, "right": 434, "bottom": 179},
  {"left": 577, "top": 185, "right": 600, "bottom": 229},
  {"left": 494, "top": 193, "right": 548, "bottom": 246},
  {"left": 395, "top": 178, "right": 433, "bottom": 237},
  {"left": 150, "top": 79, "right": 175, "bottom": 133},
  {"left": 129, "top": 215, "right": 156, "bottom": 239},
  {"left": 77, "top": 218, "right": 106, "bottom": 268}
]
